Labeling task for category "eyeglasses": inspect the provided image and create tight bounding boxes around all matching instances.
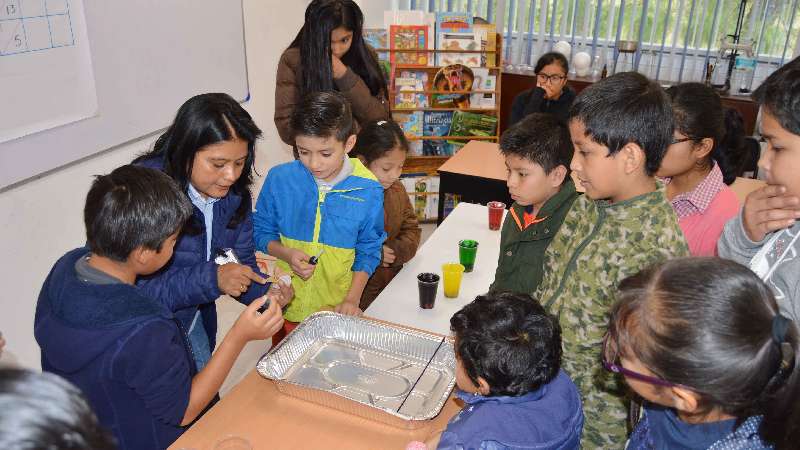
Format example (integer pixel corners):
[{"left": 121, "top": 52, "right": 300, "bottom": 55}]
[
  {"left": 601, "top": 335, "right": 689, "bottom": 389},
  {"left": 536, "top": 73, "right": 566, "bottom": 84},
  {"left": 670, "top": 137, "right": 695, "bottom": 146}
]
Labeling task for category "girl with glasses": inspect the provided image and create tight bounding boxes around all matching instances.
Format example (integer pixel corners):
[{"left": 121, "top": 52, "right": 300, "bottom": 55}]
[
  {"left": 605, "top": 257, "right": 799, "bottom": 450},
  {"left": 509, "top": 52, "right": 576, "bottom": 126},
  {"left": 656, "top": 83, "right": 748, "bottom": 256}
]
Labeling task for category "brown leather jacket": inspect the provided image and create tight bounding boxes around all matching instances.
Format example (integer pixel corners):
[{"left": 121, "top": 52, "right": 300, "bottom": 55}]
[
  {"left": 360, "top": 181, "right": 421, "bottom": 310},
  {"left": 274, "top": 47, "right": 390, "bottom": 146}
]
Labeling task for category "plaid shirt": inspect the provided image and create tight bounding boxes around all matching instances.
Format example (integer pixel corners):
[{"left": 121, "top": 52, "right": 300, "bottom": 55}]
[{"left": 668, "top": 164, "right": 726, "bottom": 219}]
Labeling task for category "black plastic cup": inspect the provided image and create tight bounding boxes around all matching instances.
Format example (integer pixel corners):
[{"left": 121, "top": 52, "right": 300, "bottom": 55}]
[{"left": 417, "top": 273, "right": 440, "bottom": 309}]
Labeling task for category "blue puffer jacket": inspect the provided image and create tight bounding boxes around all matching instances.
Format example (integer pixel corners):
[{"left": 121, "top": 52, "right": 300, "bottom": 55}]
[{"left": 136, "top": 156, "right": 270, "bottom": 348}]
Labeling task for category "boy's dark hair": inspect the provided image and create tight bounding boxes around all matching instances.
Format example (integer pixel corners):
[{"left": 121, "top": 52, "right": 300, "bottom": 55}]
[
  {"left": 450, "top": 291, "right": 562, "bottom": 397},
  {"left": 133, "top": 93, "right": 262, "bottom": 232},
  {"left": 666, "top": 83, "right": 747, "bottom": 185},
  {"left": 500, "top": 113, "right": 573, "bottom": 181},
  {"left": 569, "top": 72, "right": 673, "bottom": 175},
  {"left": 753, "top": 56, "right": 800, "bottom": 135},
  {"left": 289, "top": 0, "right": 387, "bottom": 101},
  {"left": 606, "top": 258, "right": 800, "bottom": 450},
  {"left": 84, "top": 165, "right": 192, "bottom": 262},
  {"left": 535, "top": 51, "right": 569, "bottom": 75},
  {"left": 0, "top": 368, "right": 116, "bottom": 449},
  {"left": 350, "top": 120, "right": 409, "bottom": 164},
  {"left": 291, "top": 91, "right": 354, "bottom": 143}
]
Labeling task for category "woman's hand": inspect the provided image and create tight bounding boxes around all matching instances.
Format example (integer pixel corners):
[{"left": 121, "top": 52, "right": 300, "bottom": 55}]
[
  {"left": 217, "top": 263, "right": 268, "bottom": 297},
  {"left": 332, "top": 55, "right": 348, "bottom": 78},
  {"left": 536, "top": 76, "right": 563, "bottom": 100}
]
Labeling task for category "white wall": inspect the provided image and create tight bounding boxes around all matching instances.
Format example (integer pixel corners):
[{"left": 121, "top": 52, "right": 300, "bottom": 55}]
[
  {"left": 0, "top": 0, "right": 307, "bottom": 369},
  {"left": 0, "top": 0, "right": 395, "bottom": 370}
]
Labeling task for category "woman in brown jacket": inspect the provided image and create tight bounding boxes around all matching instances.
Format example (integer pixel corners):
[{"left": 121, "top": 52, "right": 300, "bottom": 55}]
[
  {"left": 350, "top": 120, "right": 422, "bottom": 310},
  {"left": 275, "top": 0, "right": 389, "bottom": 150}
]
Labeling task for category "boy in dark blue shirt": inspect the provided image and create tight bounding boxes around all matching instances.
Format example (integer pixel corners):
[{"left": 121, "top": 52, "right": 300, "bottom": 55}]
[
  {"left": 34, "top": 165, "right": 284, "bottom": 450},
  {"left": 426, "top": 291, "right": 584, "bottom": 450}
]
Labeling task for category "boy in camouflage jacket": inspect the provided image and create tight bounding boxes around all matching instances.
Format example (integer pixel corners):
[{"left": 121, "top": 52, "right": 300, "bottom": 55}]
[{"left": 533, "top": 73, "right": 689, "bottom": 448}]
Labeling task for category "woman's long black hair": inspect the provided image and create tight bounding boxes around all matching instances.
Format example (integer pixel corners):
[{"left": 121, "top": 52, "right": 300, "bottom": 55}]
[
  {"left": 289, "top": 0, "right": 387, "bottom": 100},
  {"left": 133, "top": 93, "right": 262, "bottom": 232}
]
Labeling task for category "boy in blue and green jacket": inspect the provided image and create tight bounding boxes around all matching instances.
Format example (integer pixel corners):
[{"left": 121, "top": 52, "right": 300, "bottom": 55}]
[{"left": 253, "top": 92, "right": 386, "bottom": 333}]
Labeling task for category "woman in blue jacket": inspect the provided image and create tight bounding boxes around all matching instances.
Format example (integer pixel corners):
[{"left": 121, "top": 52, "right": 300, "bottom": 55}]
[{"left": 134, "top": 93, "right": 292, "bottom": 370}]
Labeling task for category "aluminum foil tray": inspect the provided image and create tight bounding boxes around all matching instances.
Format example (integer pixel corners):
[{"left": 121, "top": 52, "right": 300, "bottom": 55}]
[{"left": 256, "top": 312, "right": 456, "bottom": 429}]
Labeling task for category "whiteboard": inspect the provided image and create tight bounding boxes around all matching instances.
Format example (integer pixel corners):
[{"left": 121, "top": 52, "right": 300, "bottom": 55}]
[
  {"left": 0, "top": 0, "right": 249, "bottom": 189},
  {"left": 1, "top": 0, "right": 98, "bottom": 143}
]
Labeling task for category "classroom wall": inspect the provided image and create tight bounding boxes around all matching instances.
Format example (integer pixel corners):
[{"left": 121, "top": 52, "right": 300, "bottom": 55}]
[{"left": 0, "top": 0, "right": 380, "bottom": 369}]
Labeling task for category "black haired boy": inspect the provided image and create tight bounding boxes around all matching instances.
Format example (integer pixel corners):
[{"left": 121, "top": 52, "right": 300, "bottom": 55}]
[{"left": 35, "top": 165, "right": 283, "bottom": 449}]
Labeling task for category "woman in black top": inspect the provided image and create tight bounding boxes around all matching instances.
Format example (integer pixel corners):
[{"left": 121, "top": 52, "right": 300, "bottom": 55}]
[{"left": 509, "top": 52, "right": 576, "bottom": 125}]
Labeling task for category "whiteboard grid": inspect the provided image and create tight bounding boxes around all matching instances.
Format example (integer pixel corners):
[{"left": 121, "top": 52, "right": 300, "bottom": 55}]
[{"left": 0, "top": 0, "right": 75, "bottom": 56}]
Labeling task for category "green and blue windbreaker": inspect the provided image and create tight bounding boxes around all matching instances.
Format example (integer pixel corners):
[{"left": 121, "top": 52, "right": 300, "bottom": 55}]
[{"left": 253, "top": 159, "right": 386, "bottom": 322}]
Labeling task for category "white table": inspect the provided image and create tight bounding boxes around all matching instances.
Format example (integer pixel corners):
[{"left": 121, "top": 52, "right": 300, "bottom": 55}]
[{"left": 366, "top": 202, "right": 505, "bottom": 335}]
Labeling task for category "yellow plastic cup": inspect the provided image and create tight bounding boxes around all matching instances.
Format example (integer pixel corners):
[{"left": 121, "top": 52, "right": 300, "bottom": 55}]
[{"left": 441, "top": 263, "right": 466, "bottom": 298}]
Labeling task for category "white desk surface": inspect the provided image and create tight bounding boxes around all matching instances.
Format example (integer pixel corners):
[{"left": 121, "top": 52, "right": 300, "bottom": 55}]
[{"left": 366, "top": 202, "right": 505, "bottom": 335}]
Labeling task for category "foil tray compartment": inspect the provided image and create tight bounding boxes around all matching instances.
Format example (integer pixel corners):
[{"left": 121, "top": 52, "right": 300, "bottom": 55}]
[{"left": 256, "top": 312, "right": 456, "bottom": 429}]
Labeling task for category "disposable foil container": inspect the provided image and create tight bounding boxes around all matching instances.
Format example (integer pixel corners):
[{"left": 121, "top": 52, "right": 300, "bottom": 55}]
[{"left": 256, "top": 312, "right": 456, "bottom": 429}]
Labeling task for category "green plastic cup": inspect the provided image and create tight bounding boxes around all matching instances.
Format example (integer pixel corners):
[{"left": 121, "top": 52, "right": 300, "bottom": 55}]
[{"left": 458, "top": 240, "right": 479, "bottom": 273}]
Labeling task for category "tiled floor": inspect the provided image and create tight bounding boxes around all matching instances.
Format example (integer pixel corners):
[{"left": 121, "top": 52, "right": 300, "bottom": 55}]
[{"left": 218, "top": 221, "right": 438, "bottom": 395}]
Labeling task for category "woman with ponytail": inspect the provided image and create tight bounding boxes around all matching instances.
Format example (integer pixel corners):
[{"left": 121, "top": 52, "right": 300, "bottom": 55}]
[
  {"left": 274, "top": 0, "right": 389, "bottom": 151},
  {"left": 605, "top": 257, "right": 799, "bottom": 449},
  {"left": 656, "top": 82, "right": 748, "bottom": 256}
]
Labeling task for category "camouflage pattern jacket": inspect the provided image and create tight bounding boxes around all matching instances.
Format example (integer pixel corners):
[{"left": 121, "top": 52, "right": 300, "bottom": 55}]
[{"left": 534, "top": 187, "right": 689, "bottom": 449}]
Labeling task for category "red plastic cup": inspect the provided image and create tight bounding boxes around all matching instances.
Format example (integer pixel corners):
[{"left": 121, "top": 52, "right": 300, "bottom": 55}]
[{"left": 487, "top": 201, "right": 506, "bottom": 230}]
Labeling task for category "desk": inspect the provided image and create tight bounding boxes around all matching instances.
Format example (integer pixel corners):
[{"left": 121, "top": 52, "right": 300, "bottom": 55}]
[
  {"left": 169, "top": 370, "right": 462, "bottom": 450},
  {"left": 170, "top": 204, "right": 500, "bottom": 449},
  {"left": 500, "top": 70, "right": 759, "bottom": 135},
  {"left": 366, "top": 202, "right": 504, "bottom": 336},
  {"left": 437, "top": 141, "right": 512, "bottom": 225}
]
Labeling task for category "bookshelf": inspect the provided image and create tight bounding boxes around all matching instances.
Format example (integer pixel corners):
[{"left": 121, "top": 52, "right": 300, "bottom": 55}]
[{"left": 381, "top": 33, "right": 503, "bottom": 223}]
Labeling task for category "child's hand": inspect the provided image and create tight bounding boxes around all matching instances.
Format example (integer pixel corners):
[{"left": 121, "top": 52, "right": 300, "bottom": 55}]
[
  {"left": 742, "top": 185, "right": 800, "bottom": 242},
  {"left": 231, "top": 296, "right": 283, "bottom": 343},
  {"left": 382, "top": 245, "right": 396, "bottom": 267},
  {"left": 217, "top": 263, "right": 268, "bottom": 297},
  {"left": 334, "top": 299, "right": 362, "bottom": 316},
  {"left": 267, "top": 276, "right": 294, "bottom": 308},
  {"left": 288, "top": 249, "right": 315, "bottom": 280},
  {"left": 331, "top": 55, "right": 347, "bottom": 78}
]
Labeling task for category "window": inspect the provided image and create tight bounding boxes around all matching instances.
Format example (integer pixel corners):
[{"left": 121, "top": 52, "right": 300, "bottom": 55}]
[{"left": 402, "top": 0, "right": 799, "bottom": 87}]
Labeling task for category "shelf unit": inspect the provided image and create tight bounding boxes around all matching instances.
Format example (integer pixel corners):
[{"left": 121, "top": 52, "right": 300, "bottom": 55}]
[{"left": 382, "top": 32, "right": 503, "bottom": 223}]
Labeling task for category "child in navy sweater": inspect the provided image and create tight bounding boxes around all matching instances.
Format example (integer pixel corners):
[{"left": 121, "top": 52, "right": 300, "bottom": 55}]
[{"left": 35, "top": 165, "right": 284, "bottom": 450}]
